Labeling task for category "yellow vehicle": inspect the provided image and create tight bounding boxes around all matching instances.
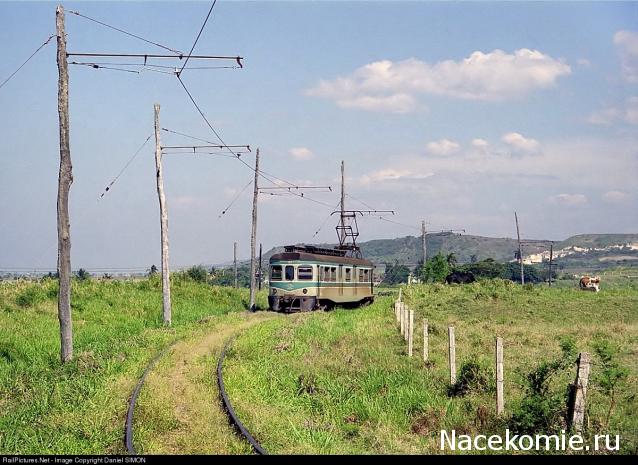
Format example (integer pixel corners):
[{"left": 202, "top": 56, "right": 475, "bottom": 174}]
[{"left": 268, "top": 245, "right": 374, "bottom": 312}]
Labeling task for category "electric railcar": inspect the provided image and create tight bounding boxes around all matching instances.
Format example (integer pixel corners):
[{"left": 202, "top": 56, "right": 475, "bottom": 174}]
[{"left": 268, "top": 245, "right": 374, "bottom": 312}]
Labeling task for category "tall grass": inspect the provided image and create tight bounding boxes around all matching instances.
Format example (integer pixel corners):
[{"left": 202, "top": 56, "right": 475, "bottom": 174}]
[
  {"left": 0, "top": 277, "right": 265, "bottom": 454},
  {"left": 223, "top": 280, "right": 638, "bottom": 454}
]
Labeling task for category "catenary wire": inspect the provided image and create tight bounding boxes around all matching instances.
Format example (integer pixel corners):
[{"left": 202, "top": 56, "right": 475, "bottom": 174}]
[
  {"left": 0, "top": 34, "right": 55, "bottom": 90},
  {"left": 68, "top": 10, "right": 184, "bottom": 55}
]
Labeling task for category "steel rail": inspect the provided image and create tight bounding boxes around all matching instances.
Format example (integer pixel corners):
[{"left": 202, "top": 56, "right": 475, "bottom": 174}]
[
  {"left": 217, "top": 337, "right": 268, "bottom": 455},
  {"left": 124, "top": 340, "right": 179, "bottom": 454}
]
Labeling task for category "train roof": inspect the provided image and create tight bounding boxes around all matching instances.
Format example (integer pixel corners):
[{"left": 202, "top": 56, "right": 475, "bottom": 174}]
[{"left": 270, "top": 245, "right": 372, "bottom": 266}]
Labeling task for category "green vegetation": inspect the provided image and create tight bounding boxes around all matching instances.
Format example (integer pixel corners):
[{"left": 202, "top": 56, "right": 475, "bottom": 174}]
[
  {"left": 223, "top": 280, "right": 638, "bottom": 454},
  {"left": 1, "top": 272, "right": 637, "bottom": 454},
  {"left": 0, "top": 277, "right": 267, "bottom": 454},
  {"left": 262, "top": 233, "right": 638, "bottom": 273}
]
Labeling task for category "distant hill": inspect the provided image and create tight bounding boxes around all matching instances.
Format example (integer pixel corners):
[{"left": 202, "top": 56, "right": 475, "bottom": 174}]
[{"left": 261, "top": 233, "right": 638, "bottom": 270}]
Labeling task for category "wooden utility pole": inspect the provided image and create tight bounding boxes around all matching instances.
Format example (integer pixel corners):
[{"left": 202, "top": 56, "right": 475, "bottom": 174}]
[
  {"left": 339, "top": 160, "right": 345, "bottom": 245},
  {"left": 258, "top": 243, "right": 263, "bottom": 291},
  {"left": 233, "top": 241, "right": 238, "bottom": 288},
  {"left": 548, "top": 242, "right": 554, "bottom": 287},
  {"left": 154, "top": 104, "right": 171, "bottom": 326},
  {"left": 514, "top": 211, "right": 524, "bottom": 285},
  {"left": 249, "top": 148, "right": 260, "bottom": 311},
  {"left": 421, "top": 220, "right": 427, "bottom": 264},
  {"left": 56, "top": 4, "right": 73, "bottom": 363}
]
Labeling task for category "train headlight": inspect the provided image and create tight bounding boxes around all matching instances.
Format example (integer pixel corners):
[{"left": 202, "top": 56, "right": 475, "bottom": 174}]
[{"left": 303, "top": 288, "right": 308, "bottom": 294}]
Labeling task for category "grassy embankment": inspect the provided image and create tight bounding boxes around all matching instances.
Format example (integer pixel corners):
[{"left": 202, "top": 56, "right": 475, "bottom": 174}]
[
  {"left": 0, "top": 276, "right": 266, "bottom": 454},
  {"left": 223, "top": 280, "right": 638, "bottom": 454}
]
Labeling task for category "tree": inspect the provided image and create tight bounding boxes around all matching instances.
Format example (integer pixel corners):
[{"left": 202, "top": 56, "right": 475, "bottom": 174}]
[
  {"left": 422, "top": 253, "right": 449, "bottom": 283},
  {"left": 446, "top": 252, "right": 457, "bottom": 267},
  {"left": 148, "top": 264, "right": 158, "bottom": 277},
  {"left": 383, "top": 262, "right": 410, "bottom": 285},
  {"left": 75, "top": 268, "right": 91, "bottom": 281},
  {"left": 186, "top": 265, "right": 208, "bottom": 283}
]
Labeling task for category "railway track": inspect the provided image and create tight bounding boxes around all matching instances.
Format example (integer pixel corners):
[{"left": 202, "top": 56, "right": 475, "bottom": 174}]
[
  {"left": 124, "top": 313, "right": 272, "bottom": 455},
  {"left": 217, "top": 338, "right": 268, "bottom": 455}
]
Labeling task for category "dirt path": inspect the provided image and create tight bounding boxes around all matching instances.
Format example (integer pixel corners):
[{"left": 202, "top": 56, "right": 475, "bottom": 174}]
[{"left": 131, "top": 310, "right": 279, "bottom": 454}]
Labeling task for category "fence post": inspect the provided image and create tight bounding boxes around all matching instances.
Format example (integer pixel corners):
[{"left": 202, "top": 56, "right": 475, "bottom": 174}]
[
  {"left": 496, "top": 337, "right": 504, "bottom": 415},
  {"left": 404, "top": 304, "right": 409, "bottom": 342},
  {"left": 408, "top": 309, "right": 414, "bottom": 356},
  {"left": 448, "top": 326, "right": 456, "bottom": 385},
  {"left": 569, "top": 352, "right": 591, "bottom": 432},
  {"left": 399, "top": 302, "right": 405, "bottom": 336},
  {"left": 398, "top": 287, "right": 402, "bottom": 302},
  {"left": 423, "top": 319, "right": 429, "bottom": 362}
]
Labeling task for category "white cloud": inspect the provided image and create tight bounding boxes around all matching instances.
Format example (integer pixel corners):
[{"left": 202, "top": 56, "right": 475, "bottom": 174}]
[
  {"left": 471, "top": 138, "right": 489, "bottom": 148},
  {"left": 587, "top": 96, "right": 638, "bottom": 126},
  {"left": 625, "top": 96, "right": 638, "bottom": 125},
  {"left": 426, "top": 139, "right": 460, "bottom": 156},
  {"left": 306, "top": 49, "right": 571, "bottom": 112},
  {"left": 289, "top": 147, "right": 314, "bottom": 160},
  {"left": 587, "top": 107, "right": 621, "bottom": 125},
  {"left": 336, "top": 93, "right": 417, "bottom": 114},
  {"left": 501, "top": 132, "right": 540, "bottom": 153},
  {"left": 614, "top": 30, "right": 638, "bottom": 82},
  {"left": 603, "top": 190, "right": 629, "bottom": 203},
  {"left": 550, "top": 194, "right": 588, "bottom": 206},
  {"left": 577, "top": 58, "right": 591, "bottom": 67},
  {"left": 359, "top": 168, "right": 433, "bottom": 186}
]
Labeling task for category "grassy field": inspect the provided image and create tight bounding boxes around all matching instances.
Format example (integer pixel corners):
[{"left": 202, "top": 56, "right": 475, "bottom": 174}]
[
  {"left": 0, "top": 276, "right": 267, "bottom": 454},
  {"left": 1, "top": 275, "right": 637, "bottom": 454},
  {"left": 222, "top": 280, "right": 638, "bottom": 454}
]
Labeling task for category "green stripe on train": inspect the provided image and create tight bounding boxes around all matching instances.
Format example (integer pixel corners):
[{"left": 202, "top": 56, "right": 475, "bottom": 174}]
[{"left": 269, "top": 282, "right": 372, "bottom": 291}]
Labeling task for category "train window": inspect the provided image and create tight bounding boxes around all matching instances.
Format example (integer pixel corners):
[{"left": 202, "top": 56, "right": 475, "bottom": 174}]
[
  {"left": 285, "top": 265, "right": 295, "bottom": 281},
  {"left": 345, "top": 268, "right": 351, "bottom": 282},
  {"left": 298, "top": 266, "right": 313, "bottom": 280},
  {"left": 271, "top": 265, "right": 282, "bottom": 281},
  {"left": 363, "top": 269, "right": 370, "bottom": 282},
  {"left": 331, "top": 267, "right": 337, "bottom": 282},
  {"left": 358, "top": 269, "right": 364, "bottom": 282}
]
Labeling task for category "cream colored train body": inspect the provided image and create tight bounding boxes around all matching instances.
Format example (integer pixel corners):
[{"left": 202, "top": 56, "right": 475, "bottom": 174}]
[{"left": 268, "top": 246, "right": 374, "bottom": 312}]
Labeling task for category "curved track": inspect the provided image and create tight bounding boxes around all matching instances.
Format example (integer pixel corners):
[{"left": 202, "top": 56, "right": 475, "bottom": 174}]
[
  {"left": 124, "top": 320, "right": 269, "bottom": 455},
  {"left": 216, "top": 337, "right": 268, "bottom": 455},
  {"left": 125, "top": 340, "right": 179, "bottom": 454}
]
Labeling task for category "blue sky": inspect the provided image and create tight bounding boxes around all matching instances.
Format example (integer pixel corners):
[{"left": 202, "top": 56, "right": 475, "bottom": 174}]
[{"left": 1, "top": 1, "right": 637, "bottom": 270}]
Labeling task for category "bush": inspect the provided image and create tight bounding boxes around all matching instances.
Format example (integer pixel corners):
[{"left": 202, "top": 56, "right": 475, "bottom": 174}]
[
  {"left": 508, "top": 336, "right": 577, "bottom": 434},
  {"left": 186, "top": 265, "right": 209, "bottom": 283},
  {"left": 449, "top": 358, "right": 494, "bottom": 396},
  {"left": 76, "top": 268, "right": 91, "bottom": 281},
  {"left": 15, "top": 285, "right": 46, "bottom": 308}
]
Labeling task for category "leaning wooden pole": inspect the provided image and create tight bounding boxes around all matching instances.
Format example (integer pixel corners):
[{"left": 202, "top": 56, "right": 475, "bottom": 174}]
[
  {"left": 56, "top": 4, "right": 73, "bottom": 363},
  {"left": 233, "top": 241, "right": 238, "bottom": 288},
  {"left": 249, "top": 148, "right": 260, "bottom": 311},
  {"left": 154, "top": 103, "right": 171, "bottom": 326}
]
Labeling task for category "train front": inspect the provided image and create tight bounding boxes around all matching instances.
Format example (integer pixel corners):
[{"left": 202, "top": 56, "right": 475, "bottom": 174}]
[{"left": 268, "top": 256, "right": 318, "bottom": 312}]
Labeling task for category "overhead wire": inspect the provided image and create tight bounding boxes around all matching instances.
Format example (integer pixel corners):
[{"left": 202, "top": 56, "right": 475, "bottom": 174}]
[
  {"left": 0, "top": 34, "right": 56, "bottom": 90},
  {"left": 219, "top": 178, "right": 253, "bottom": 218},
  {"left": 178, "top": 0, "right": 218, "bottom": 76},
  {"left": 99, "top": 134, "right": 153, "bottom": 199},
  {"left": 68, "top": 10, "right": 184, "bottom": 55}
]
